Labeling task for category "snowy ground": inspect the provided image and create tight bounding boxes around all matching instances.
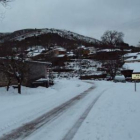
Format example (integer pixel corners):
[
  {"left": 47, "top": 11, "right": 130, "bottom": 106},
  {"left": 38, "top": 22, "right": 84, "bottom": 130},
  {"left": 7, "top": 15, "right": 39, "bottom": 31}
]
[
  {"left": 73, "top": 81, "right": 140, "bottom": 140},
  {"left": 0, "top": 79, "right": 140, "bottom": 140},
  {"left": 0, "top": 79, "right": 91, "bottom": 138}
]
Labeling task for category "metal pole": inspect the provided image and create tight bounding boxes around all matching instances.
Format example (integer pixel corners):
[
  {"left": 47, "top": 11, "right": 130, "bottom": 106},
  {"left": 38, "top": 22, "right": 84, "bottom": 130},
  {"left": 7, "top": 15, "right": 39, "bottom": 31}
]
[
  {"left": 48, "top": 69, "right": 50, "bottom": 87},
  {"left": 135, "top": 80, "right": 136, "bottom": 92}
]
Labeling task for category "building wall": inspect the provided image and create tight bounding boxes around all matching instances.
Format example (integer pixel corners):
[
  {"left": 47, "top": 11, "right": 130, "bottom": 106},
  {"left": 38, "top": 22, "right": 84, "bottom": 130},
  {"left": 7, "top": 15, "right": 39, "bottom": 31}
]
[
  {"left": 0, "top": 61, "right": 51, "bottom": 87},
  {"left": 28, "top": 62, "right": 46, "bottom": 81},
  {"left": 0, "top": 72, "right": 19, "bottom": 87},
  {"left": 0, "top": 72, "right": 8, "bottom": 86}
]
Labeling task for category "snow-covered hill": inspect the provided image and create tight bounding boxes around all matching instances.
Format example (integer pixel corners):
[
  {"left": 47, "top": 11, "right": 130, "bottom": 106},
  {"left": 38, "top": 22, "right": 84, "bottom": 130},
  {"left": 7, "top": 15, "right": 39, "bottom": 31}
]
[{"left": 0, "top": 28, "right": 101, "bottom": 45}]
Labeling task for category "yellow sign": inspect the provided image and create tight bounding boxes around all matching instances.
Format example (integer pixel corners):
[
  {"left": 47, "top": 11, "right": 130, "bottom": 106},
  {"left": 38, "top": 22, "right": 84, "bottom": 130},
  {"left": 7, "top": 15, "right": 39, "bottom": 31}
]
[{"left": 132, "top": 74, "right": 140, "bottom": 79}]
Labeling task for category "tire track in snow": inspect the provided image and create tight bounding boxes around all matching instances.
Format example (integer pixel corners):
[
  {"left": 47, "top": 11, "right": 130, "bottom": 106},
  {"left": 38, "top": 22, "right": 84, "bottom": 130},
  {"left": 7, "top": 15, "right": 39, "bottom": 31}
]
[
  {"left": 0, "top": 85, "right": 95, "bottom": 140},
  {"left": 62, "top": 89, "right": 108, "bottom": 140}
]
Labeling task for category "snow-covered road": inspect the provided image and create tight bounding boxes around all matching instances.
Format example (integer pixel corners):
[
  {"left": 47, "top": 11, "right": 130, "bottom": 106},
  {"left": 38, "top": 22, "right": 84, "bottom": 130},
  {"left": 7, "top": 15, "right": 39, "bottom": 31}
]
[
  {"left": 0, "top": 79, "right": 91, "bottom": 138},
  {"left": 0, "top": 79, "right": 140, "bottom": 140},
  {"left": 1, "top": 85, "right": 96, "bottom": 140},
  {"left": 0, "top": 79, "right": 97, "bottom": 140},
  {"left": 23, "top": 85, "right": 108, "bottom": 140}
]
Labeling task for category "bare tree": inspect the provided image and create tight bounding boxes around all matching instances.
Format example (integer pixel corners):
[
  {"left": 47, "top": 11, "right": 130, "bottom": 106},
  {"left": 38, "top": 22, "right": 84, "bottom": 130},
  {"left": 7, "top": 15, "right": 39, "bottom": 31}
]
[
  {"left": 0, "top": 43, "right": 28, "bottom": 94},
  {"left": 101, "top": 30, "right": 124, "bottom": 79},
  {"left": 137, "top": 42, "right": 140, "bottom": 47},
  {"left": 101, "top": 30, "right": 124, "bottom": 48},
  {"left": 0, "top": 0, "right": 14, "bottom": 18},
  {"left": 103, "top": 60, "right": 123, "bottom": 79},
  {"left": 0, "top": 56, "right": 28, "bottom": 94},
  {"left": 0, "top": 0, "right": 27, "bottom": 94},
  {"left": 0, "top": 0, "right": 13, "bottom": 6}
]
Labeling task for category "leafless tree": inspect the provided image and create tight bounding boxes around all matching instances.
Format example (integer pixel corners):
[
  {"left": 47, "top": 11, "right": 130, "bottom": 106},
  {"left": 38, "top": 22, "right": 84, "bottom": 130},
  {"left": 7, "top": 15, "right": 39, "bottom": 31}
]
[
  {"left": 101, "top": 30, "right": 124, "bottom": 48},
  {"left": 0, "top": 43, "right": 28, "bottom": 94},
  {"left": 137, "top": 42, "right": 140, "bottom": 47},
  {"left": 103, "top": 60, "right": 123, "bottom": 79},
  {"left": 0, "top": 0, "right": 13, "bottom": 6},
  {"left": 0, "top": 0, "right": 27, "bottom": 94},
  {"left": 101, "top": 30, "right": 124, "bottom": 79},
  {"left": 0, "top": 0, "right": 13, "bottom": 19},
  {"left": 0, "top": 56, "right": 28, "bottom": 94}
]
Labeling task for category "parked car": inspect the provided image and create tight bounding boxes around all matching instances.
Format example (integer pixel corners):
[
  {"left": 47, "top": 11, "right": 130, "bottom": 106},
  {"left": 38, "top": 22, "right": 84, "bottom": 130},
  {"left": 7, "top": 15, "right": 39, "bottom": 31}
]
[
  {"left": 31, "top": 78, "right": 49, "bottom": 88},
  {"left": 31, "top": 78, "right": 54, "bottom": 88},
  {"left": 113, "top": 75, "right": 126, "bottom": 83}
]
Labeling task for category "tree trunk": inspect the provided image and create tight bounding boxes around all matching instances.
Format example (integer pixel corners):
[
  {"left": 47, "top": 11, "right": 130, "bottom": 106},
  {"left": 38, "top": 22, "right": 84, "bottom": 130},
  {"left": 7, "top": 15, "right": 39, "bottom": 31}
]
[
  {"left": 7, "top": 77, "right": 11, "bottom": 91},
  {"left": 17, "top": 78, "right": 21, "bottom": 94}
]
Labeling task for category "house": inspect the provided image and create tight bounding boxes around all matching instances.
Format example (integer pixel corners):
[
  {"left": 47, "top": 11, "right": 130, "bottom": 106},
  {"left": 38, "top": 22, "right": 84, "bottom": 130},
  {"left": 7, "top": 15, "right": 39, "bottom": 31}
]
[
  {"left": 83, "top": 49, "right": 90, "bottom": 56},
  {"left": 121, "top": 70, "right": 133, "bottom": 78},
  {"left": 76, "top": 46, "right": 90, "bottom": 57},
  {"left": 87, "top": 47, "right": 96, "bottom": 54},
  {"left": 53, "top": 47, "right": 66, "bottom": 57},
  {"left": 67, "top": 52, "right": 76, "bottom": 59},
  {"left": 46, "top": 47, "right": 66, "bottom": 57},
  {"left": 0, "top": 60, "right": 52, "bottom": 87},
  {"left": 26, "top": 61, "right": 52, "bottom": 86}
]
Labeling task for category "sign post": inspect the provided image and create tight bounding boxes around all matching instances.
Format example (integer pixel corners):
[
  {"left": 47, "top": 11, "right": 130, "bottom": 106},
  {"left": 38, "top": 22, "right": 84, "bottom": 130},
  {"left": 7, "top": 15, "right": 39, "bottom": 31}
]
[
  {"left": 135, "top": 80, "right": 136, "bottom": 92},
  {"left": 132, "top": 73, "right": 140, "bottom": 92}
]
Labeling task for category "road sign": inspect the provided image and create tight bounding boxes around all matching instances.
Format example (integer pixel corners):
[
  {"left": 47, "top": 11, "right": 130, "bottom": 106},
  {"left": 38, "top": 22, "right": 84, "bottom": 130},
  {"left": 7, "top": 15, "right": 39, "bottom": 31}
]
[
  {"left": 132, "top": 73, "right": 140, "bottom": 92},
  {"left": 132, "top": 74, "right": 140, "bottom": 80}
]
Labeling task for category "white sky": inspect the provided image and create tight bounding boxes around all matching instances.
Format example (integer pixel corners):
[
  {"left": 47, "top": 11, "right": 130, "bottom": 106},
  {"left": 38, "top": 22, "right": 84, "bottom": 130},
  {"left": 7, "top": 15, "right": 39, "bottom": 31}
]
[{"left": 0, "top": 0, "right": 140, "bottom": 46}]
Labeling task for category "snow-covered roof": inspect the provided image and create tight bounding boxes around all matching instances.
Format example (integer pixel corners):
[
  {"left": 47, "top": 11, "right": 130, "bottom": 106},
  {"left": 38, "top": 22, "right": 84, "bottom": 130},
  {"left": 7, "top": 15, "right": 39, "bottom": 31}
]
[
  {"left": 78, "top": 45, "right": 86, "bottom": 49},
  {"left": 27, "top": 60, "right": 51, "bottom": 65},
  {"left": 124, "top": 53, "right": 139, "bottom": 57},
  {"left": 125, "top": 55, "right": 140, "bottom": 62},
  {"left": 57, "top": 54, "right": 65, "bottom": 57},
  {"left": 36, "top": 78, "right": 48, "bottom": 81},
  {"left": 87, "top": 47, "right": 96, "bottom": 51},
  {"left": 28, "top": 52, "right": 41, "bottom": 57},
  {"left": 53, "top": 47, "right": 66, "bottom": 52},
  {"left": 97, "top": 49, "right": 120, "bottom": 52},
  {"left": 67, "top": 54, "right": 75, "bottom": 57},
  {"left": 89, "top": 52, "right": 95, "bottom": 55},
  {"left": 27, "top": 47, "right": 45, "bottom": 57},
  {"left": 123, "top": 62, "right": 140, "bottom": 72}
]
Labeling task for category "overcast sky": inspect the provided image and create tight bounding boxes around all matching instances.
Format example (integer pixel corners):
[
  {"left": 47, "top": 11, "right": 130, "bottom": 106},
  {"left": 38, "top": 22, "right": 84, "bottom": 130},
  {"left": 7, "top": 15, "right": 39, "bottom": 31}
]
[{"left": 0, "top": 0, "right": 140, "bottom": 46}]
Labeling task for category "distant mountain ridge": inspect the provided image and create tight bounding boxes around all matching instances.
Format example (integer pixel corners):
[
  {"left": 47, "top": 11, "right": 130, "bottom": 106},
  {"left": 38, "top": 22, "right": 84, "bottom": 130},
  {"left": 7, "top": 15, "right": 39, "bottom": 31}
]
[{"left": 0, "top": 28, "right": 101, "bottom": 45}]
